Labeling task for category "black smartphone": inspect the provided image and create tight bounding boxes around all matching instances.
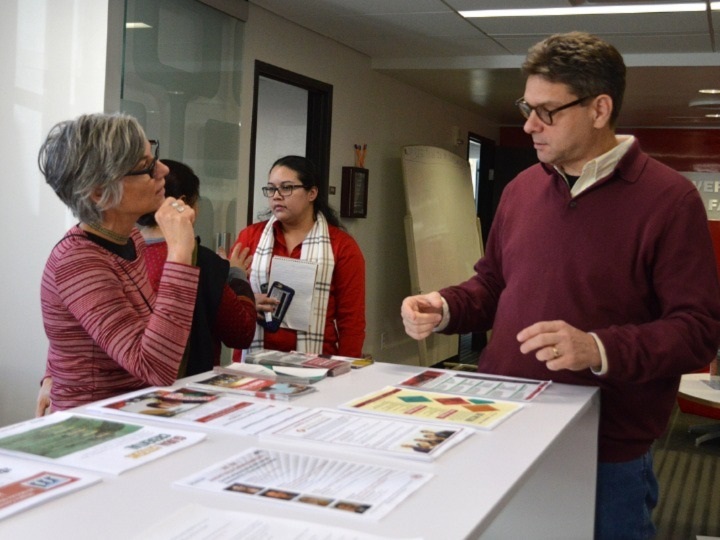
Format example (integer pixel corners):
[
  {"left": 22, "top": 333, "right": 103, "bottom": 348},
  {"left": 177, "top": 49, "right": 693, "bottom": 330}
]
[{"left": 262, "top": 281, "right": 295, "bottom": 332}]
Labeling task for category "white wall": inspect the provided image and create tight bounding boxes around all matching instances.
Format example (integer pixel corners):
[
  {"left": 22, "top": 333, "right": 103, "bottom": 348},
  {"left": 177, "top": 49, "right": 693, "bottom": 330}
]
[
  {"left": 0, "top": 0, "right": 110, "bottom": 426},
  {"left": 0, "top": 1, "right": 498, "bottom": 427}
]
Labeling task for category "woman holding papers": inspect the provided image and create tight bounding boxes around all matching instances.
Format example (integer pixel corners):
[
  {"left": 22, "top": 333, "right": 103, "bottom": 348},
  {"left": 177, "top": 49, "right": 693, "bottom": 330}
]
[
  {"left": 37, "top": 113, "right": 198, "bottom": 412},
  {"left": 231, "top": 155, "right": 365, "bottom": 358}
]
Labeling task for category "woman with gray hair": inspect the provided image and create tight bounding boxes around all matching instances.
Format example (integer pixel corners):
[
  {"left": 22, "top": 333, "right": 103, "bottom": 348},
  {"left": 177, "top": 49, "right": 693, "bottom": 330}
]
[{"left": 37, "top": 112, "right": 199, "bottom": 411}]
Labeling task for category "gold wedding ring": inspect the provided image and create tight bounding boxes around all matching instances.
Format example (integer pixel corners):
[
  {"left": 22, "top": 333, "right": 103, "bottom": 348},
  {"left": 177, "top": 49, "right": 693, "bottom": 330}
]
[{"left": 552, "top": 347, "right": 560, "bottom": 359}]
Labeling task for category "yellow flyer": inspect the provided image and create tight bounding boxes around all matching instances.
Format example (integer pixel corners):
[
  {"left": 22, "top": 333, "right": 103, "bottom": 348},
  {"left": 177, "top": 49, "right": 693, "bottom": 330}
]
[{"left": 340, "top": 386, "right": 523, "bottom": 430}]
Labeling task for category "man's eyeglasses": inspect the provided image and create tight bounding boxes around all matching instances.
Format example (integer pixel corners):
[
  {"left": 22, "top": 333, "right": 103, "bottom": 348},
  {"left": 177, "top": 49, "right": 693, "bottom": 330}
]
[
  {"left": 515, "top": 96, "right": 594, "bottom": 125},
  {"left": 262, "top": 184, "right": 307, "bottom": 198},
  {"left": 126, "top": 140, "right": 159, "bottom": 177}
]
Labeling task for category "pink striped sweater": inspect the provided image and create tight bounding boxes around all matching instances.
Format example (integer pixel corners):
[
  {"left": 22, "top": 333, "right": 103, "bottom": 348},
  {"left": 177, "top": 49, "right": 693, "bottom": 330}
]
[{"left": 41, "top": 226, "right": 199, "bottom": 411}]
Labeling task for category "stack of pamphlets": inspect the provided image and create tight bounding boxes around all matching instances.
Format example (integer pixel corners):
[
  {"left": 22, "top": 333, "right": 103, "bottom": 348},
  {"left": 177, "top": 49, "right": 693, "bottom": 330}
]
[
  {"left": 244, "top": 349, "right": 353, "bottom": 377},
  {"left": 188, "top": 372, "right": 316, "bottom": 401},
  {"left": 215, "top": 362, "right": 327, "bottom": 384}
]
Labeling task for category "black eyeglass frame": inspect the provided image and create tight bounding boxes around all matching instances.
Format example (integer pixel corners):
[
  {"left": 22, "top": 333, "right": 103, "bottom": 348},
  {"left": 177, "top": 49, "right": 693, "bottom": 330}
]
[
  {"left": 515, "top": 96, "right": 595, "bottom": 125},
  {"left": 261, "top": 184, "right": 307, "bottom": 198},
  {"left": 126, "top": 140, "right": 160, "bottom": 177}
]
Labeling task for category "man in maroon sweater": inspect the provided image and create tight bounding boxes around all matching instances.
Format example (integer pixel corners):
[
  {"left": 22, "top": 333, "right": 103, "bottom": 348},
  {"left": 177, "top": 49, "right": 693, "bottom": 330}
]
[{"left": 402, "top": 32, "right": 720, "bottom": 539}]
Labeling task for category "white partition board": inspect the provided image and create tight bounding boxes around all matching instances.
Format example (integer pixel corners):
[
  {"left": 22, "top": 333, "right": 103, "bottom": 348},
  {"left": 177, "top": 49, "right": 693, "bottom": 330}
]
[{"left": 401, "top": 146, "right": 484, "bottom": 366}]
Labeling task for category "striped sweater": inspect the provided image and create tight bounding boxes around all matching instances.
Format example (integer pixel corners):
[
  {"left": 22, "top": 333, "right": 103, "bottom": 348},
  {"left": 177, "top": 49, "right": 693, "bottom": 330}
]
[{"left": 41, "top": 226, "right": 199, "bottom": 410}]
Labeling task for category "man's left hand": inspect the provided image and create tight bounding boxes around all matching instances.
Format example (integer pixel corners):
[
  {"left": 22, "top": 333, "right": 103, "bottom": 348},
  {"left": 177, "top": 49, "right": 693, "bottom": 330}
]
[{"left": 517, "top": 320, "right": 601, "bottom": 371}]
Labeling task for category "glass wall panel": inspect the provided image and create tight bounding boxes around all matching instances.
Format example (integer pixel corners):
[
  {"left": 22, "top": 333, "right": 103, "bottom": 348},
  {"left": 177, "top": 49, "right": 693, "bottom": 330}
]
[{"left": 122, "top": 0, "right": 244, "bottom": 245}]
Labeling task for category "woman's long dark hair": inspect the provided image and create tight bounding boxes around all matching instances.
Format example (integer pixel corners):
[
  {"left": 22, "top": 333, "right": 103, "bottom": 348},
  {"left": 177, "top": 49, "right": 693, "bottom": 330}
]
[{"left": 271, "top": 155, "right": 343, "bottom": 229}]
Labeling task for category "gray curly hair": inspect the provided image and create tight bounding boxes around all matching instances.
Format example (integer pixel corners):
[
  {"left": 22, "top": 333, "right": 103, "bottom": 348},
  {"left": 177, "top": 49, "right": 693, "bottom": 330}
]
[{"left": 38, "top": 113, "right": 147, "bottom": 223}]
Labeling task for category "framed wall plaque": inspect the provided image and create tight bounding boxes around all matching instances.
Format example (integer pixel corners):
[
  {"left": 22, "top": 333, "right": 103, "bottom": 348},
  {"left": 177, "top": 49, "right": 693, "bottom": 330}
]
[{"left": 341, "top": 167, "right": 368, "bottom": 218}]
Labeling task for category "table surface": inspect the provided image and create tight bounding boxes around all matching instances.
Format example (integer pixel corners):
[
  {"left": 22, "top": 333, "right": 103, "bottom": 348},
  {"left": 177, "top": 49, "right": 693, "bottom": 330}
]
[
  {"left": 678, "top": 372, "right": 720, "bottom": 409},
  {"left": 0, "top": 362, "right": 599, "bottom": 540}
]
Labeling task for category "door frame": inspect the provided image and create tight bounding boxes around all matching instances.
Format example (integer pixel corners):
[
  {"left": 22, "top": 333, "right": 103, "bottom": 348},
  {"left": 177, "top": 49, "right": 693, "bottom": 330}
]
[
  {"left": 247, "top": 61, "right": 333, "bottom": 225},
  {"left": 467, "top": 131, "right": 495, "bottom": 246}
]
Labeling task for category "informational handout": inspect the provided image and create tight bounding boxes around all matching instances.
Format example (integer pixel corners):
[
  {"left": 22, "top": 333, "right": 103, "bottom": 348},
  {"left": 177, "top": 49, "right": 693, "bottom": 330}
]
[
  {"left": 268, "top": 256, "right": 318, "bottom": 331},
  {"left": 135, "top": 503, "right": 422, "bottom": 540},
  {"left": 398, "top": 369, "right": 551, "bottom": 401},
  {"left": 0, "top": 456, "right": 100, "bottom": 520},
  {"left": 263, "top": 408, "right": 472, "bottom": 461},
  {"left": 175, "top": 447, "right": 432, "bottom": 521},
  {"left": 341, "top": 386, "right": 523, "bottom": 430},
  {"left": 88, "top": 387, "right": 309, "bottom": 436},
  {"left": 0, "top": 413, "right": 205, "bottom": 475}
]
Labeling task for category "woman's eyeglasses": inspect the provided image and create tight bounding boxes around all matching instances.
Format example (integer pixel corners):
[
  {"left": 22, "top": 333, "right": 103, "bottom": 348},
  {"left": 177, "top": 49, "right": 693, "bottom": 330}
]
[
  {"left": 126, "top": 140, "right": 160, "bottom": 177},
  {"left": 262, "top": 184, "right": 307, "bottom": 198}
]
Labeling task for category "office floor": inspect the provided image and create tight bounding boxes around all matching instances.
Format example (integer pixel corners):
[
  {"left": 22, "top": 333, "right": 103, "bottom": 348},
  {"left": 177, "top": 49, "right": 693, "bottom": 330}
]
[
  {"left": 654, "top": 405, "right": 720, "bottom": 539},
  {"left": 453, "top": 335, "right": 720, "bottom": 539}
]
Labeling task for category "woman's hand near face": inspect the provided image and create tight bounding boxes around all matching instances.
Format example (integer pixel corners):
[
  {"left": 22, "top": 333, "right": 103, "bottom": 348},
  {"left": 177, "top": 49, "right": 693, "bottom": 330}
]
[{"left": 155, "top": 197, "right": 196, "bottom": 265}]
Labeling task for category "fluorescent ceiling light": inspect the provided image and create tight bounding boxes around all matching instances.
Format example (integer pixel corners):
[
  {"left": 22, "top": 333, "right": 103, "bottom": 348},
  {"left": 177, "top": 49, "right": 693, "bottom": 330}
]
[
  {"left": 125, "top": 22, "right": 152, "bottom": 29},
  {"left": 461, "top": 3, "right": 720, "bottom": 18},
  {"left": 699, "top": 89, "right": 720, "bottom": 94}
]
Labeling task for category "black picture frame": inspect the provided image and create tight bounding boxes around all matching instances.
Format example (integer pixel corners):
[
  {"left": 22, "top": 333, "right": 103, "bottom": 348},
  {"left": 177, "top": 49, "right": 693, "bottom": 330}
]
[{"left": 341, "top": 167, "right": 368, "bottom": 218}]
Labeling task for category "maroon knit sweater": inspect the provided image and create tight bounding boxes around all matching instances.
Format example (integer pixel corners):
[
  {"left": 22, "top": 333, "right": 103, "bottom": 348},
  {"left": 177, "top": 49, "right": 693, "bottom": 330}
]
[
  {"left": 441, "top": 141, "right": 720, "bottom": 462},
  {"left": 41, "top": 227, "right": 199, "bottom": 410}
]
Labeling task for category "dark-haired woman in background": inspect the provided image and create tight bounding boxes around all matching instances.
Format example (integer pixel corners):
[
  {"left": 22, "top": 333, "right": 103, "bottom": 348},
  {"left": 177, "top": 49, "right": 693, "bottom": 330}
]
[
  {"left": 231, "top": 155, "right": 365, "bottom": 358},
  {"left": 138, "top": 159, "right": 256, "bottom": 376}
]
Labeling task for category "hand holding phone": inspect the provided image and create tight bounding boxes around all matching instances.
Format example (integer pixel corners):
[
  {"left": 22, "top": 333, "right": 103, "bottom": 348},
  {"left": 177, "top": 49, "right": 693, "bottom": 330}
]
[{"left": 261, "top": 281, "right": 295, "bottom": 332}]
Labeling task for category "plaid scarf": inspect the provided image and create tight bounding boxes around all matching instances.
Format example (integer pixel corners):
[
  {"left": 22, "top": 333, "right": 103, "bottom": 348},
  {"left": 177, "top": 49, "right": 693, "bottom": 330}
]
[{"left": 248, "top": 213, "right": 335, "bottom": 354}]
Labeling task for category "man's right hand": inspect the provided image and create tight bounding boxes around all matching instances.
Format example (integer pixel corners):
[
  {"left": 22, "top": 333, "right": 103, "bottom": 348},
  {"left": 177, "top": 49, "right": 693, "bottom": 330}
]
[{"left": 401, "top": 292, "right": 444, "bottom": 340}]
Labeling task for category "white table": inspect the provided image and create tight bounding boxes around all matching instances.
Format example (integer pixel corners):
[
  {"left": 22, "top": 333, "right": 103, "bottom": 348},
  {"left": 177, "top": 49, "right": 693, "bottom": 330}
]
[
  {"left": 678, "top": 372, "right": 720, "bottom": 445},
  {"left": 679, "top": 372, "right": 720, "bottom": 412},
  {"left": 0, "top": 362, "right": 599, "bottom": 539}
]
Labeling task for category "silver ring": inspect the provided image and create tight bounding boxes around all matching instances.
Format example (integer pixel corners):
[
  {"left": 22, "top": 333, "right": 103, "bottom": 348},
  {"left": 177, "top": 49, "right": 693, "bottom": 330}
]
[
  {"left": 552, "top": 347, "right": 560, "bottom": 359},
  {"left": 171, "top": 202, "right": 185, "bottom": 213}
]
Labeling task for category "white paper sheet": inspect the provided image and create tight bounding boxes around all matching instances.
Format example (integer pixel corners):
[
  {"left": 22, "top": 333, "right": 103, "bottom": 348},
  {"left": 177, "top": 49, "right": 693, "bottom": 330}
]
[
  {"left": 88, "top": 387, "right": 310, "bottom": 435},
  {"left": 0, "top": 456, "right": 100, "bottom": 520},
  {"left": 268, "top": 256, "right": 318, "bottom": 331},
  {"left": 135, "top": 503, "right": 423, "bottom": 539},
  {"left": 0, "top": 412, "right": 205, "bottom": 475},
  {"left": 175, "top": 447, "right": 433, "bottom": 521},
  {"left": 263, "top": 408, "right": 472, "bottom": 461},
  {"left": 398, "top": 369, "right": 552, "bottom": 401}
]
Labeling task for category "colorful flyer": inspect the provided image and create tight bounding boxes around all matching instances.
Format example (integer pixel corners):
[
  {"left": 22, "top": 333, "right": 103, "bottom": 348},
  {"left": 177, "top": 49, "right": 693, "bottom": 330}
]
[{"left": 340, "top": 386, "right": 523, "bottom": 430}]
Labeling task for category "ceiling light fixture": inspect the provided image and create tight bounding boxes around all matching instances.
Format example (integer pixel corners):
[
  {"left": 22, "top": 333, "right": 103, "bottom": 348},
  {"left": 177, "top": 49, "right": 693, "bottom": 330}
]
[
  {"left": 699, "top": 89, "right": 720, "bottom": 94},
  {"left": 125, "top": 22, "right": 152, "bottom": 29},
  {"left": 705, "top": 113, "right": 720, "bottom": 118},
  {"left": 460, "top": 3, "right": 720, "bottom": 18}
]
